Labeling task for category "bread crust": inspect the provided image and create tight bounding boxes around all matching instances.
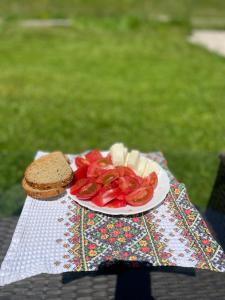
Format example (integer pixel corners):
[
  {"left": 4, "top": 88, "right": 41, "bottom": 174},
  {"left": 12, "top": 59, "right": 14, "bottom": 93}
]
[
  {"left": 24, "top": 151, "right": 73, "bottom": 190},
  {"left": 22, "top": 178, "right": 66, "bottom": 200}
]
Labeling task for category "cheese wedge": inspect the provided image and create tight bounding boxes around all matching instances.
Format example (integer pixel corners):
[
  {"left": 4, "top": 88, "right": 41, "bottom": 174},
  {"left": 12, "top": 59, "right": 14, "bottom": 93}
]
[
  {"left": 136, "top": 156, "right": 148, "bottom": 176},
  {"left": 110, "top": 143, "right": 127, "bottom": 166},
  {"left": 125, "top": 150, "right": 140, "bottom": 170},
  {"left": 143, "top": 160, "right": 160, "bottom": 177},
  {"left": 142, "top": 160, "right": 152, "bottom": 177}
]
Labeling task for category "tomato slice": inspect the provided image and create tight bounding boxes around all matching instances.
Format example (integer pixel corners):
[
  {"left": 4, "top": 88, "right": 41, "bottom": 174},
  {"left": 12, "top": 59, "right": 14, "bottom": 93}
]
[
  {"left": 116, "top": 166, "right": 137, "bottom": 177},
  {"left": 76, "top": 181, "right": 101, "bottom": 200},
  {"left": 117, "top": 193, "right": 126, "bottom": 201},
  {"left": 149, "top": 172, "right": 158, "bottom": 188},
  {"left": 92, "top": 188, "right": 120, "bottom": 207},
  {"left": 125, "top": 186, "right": 153, "bottom": 206},
  {"left": 142, "top": 172, "right": 158, "bottom": 188},
  {"left": 118, "top": 176, "right": 140, "bottom": 194},
  {"left": 87, "top": 159, "right": 112, "bottom": 178},
  {"left": 105, "top": 199, "right": 127, "bottom": 208},
  {"left": 74, "top": 165, "right": 88, "bottom": 180},
  {"left": 104, "top": 178, "right": 119, "bottom": 190},
  {"left": 75, "top": 156, "right": 90, "bottom": 168},
  {"left": 96, "top": 169, "right": 119, "bottom": 185},
  {"left": 70, "top": 178, "right": 89, "bottom": 195},
  {"left": 85, "top": 149, "right": 103, "bottom": 163}
]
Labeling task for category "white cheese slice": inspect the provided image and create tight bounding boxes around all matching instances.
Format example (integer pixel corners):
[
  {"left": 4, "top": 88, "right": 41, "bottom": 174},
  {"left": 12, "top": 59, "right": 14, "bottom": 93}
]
[
  {"left": 110, "top": 143, "right": 126, "bottom": 166},
  {"left": 142, "top": 160, "right": 152, "bottom": 177},
  {"left": 136, "top": 156, "right": 148, "bottom": 176},
  {"left": 145, "top": 160, "right": 160, "bottom": 176},
  {"left": 125, "top": 150, "right": 140, "bottom": 170}
]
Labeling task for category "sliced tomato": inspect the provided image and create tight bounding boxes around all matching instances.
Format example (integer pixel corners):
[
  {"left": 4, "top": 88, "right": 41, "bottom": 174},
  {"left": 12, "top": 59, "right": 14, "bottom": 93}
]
[
  {"left": 115, "top": 166, "right": 134, "bottom": 177},
  {"left": 104, "top": 178, "right": 119, "bottom": 190},
  {"left": 74, "top": 165, "right": 88, "bottom": 180},
  {"left": 117, "top": 193, "right": 126, "bottom": 201},
  {"left": 76, "top": 181, "right": 101, "bottom": 200},
  {"left": 85, "top": 149, "right": 103, "bottom": 163},
  {"left": 87, "top": 159, "right": 112, "bottom": 178},
  {"left": 125, "top": 186, "right": 153, "bottom": 206},
  {"left": 149, "top": 172, "right": 158, "bottom": 188},
  {"left": 70, "top": 178, "right": 89, "bottom": 195},
  {"left": 105, "top": 199, "right": 127, "bottom": 208},
  {"left": 118, "top": 176, "right": 140, "bottom": 194},
  {"left": 96, "top": 169, "right": 119, "bottom": 185},
  {"left": 92, "top": 188, "right": 120, "bottom": 207},
  {"left": 142, "top": 172, "right": 158, "bottom": 188},
  {"left": 75, "top": 156, "right": 90, "bottom": 168}
]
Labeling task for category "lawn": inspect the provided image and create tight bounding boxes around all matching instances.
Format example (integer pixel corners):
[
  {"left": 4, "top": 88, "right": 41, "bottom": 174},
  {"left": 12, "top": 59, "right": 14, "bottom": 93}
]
[{"left": 0, "top": 7, "right": 225, "bottom": 217}]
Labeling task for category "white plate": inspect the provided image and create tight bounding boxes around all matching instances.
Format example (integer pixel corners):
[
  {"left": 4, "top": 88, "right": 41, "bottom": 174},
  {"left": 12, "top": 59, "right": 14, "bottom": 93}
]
[{"left": 67, "top": 151, "right": 170, "bottom": 216}]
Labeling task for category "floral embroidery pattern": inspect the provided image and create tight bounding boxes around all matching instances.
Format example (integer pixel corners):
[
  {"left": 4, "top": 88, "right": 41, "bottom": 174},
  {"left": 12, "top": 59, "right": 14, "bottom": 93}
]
[{"left": 59, "top": 152, "right": 225, "bottom": 273}]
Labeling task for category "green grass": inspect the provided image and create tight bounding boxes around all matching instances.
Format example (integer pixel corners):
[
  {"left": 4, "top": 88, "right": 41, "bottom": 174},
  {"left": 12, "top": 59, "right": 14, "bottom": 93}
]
[
  {"left": 0, "top": 17, "right": 225, "bottom": 216},
  {"left": 1, "top": 0, "right": 225, "bottom": 27}
]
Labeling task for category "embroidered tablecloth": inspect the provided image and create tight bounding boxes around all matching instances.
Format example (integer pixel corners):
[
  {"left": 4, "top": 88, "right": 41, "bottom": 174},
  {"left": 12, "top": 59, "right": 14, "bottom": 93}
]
[{"left": 0, "top": 151, "right": 225, "bottom": 286}]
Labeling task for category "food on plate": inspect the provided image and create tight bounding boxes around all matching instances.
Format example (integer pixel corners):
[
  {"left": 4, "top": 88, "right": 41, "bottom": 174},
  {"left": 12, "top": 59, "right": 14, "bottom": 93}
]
[
  {"left": 70, "top": 144, "right": 160, "bottom": 208},
  {"left": 22, "top": 151, "right": 73, "bottom": 200},
  {"left": 110, "top": 143, "right": 127, "bottom": 166},
  {"left": 125, "top": 150, "right": 140, "bottom": 169}
]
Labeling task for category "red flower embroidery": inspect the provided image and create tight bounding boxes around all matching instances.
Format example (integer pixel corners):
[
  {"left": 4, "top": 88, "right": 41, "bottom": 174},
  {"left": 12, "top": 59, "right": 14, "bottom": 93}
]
[
  {"left": 132, "top": 217, "right": 140, "bottom": 222},
  {"left": 100, "top": 228, "right": 107, "bottom": 233},
  {"left": 109, "top": 237, "right": 116, "bottom": 243},
  {"left": 88, "top": 244, "right": 96, "bottom": 249},
  {"left": 141, "top": 247, "right": 150, "bottom": 253},
  {"left": 115, "top": 222, "right": 123, "bottom": 228},
  {"left": 88, "top": 212, "right": 94, "bottom": 219},
  {"left": 161, "top": 252, "right": 171, "bottom": 259},
  {"left": 125, "top": 232, "right": 133, "bottom": 238},
  {"left": 202, "top": 239, "right": 209, "bottom": 245},
  {"left": 112, "top": 230, "right": 120, "bottom": 237}
]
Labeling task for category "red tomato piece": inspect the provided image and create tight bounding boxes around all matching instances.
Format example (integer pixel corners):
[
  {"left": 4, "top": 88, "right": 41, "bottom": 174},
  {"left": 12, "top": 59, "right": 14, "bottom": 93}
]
[
  {"left": 85, "top": 149, "right": 103, "bottom": 163},
  {"left": 117, "top": 193, "right": 126, "bottom": 201},
  {"left": 96, "top": 169, "right": 119, "bottom": 185},
  {"left": 116, "top": 166, "right": 137, "bottom": 177},
  {"left": 74, "top": 165, "right": 88, "bottom": 180},
  {"left": 125, "top": 186, "right": 153, "bottom": 206},
  {"left": 70, "top": 178, "right": 89, "bottom": 195},
  {"left": 75, "top": 156, "right": 90, "bottom": 168},
  {"left": 142, "top": 172, "right": 158, "bottom": 189},
  {"left": 149, "top": 172, "right": 158, "bottom": 188},
  {"left": 105, "top": 199, "right": 127, "bottom": 208},
  {"left": 87, "top": 159, "right": 112, "bottom": 178},
  {"left": 104, "top": 178, "right": 119, "bottom": 190},
  {"left": 118, "top": 176, "right": 140, "bottom": 194},
  {"left": 92, "top": 188, "right": 120, "bottom": 207},
  {"left": 76, "top": 182, "right": 101, "bottom": 200}
]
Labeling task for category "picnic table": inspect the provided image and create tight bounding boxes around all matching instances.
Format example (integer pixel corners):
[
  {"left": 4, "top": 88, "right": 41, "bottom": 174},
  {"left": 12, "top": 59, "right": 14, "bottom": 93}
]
[{"left": 1, "top": 151, "right": 225, "bottom": 299}]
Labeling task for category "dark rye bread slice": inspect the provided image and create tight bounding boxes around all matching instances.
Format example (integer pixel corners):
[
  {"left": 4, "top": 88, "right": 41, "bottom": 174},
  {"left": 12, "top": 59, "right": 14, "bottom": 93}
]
[
  {"left": 22, "top": 178, "right": 66, "bottom": 200},
  {"left": 24, "top": 151, "right": 73, "bottom": 190}
]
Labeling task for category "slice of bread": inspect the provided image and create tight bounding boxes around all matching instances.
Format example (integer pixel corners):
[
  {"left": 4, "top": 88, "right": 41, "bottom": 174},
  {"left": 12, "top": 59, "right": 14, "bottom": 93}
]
[
  {"left": 22, "top": 178, "right": 65, "bottom": 200},
  {"left": 24, "top": 151, "right": 73, "bottom": 190}
]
